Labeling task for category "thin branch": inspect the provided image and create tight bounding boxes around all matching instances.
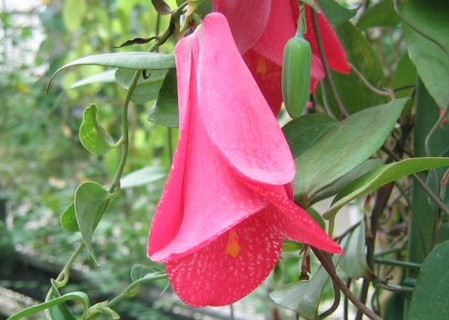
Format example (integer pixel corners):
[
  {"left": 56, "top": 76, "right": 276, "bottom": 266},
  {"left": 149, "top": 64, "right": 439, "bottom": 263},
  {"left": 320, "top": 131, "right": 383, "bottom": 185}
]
[
  {"left": 350, "top": 63, "right": 395, "bottom": 99},
  {"left": 313, "top": 249, "right": 383, "bottom": 320},
  {"left": 311, "top": 10, "right": 348, "bottom": 118}
]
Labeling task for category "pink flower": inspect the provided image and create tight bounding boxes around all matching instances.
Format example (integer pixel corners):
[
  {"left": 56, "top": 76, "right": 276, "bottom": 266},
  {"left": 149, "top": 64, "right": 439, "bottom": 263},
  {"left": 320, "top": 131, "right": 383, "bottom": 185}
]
[
  {"left": 148, "top": 13, "right": 342, "bottom": 307},
  {"left": 214, "top": 0, "right": 351, "bottom": 114}
]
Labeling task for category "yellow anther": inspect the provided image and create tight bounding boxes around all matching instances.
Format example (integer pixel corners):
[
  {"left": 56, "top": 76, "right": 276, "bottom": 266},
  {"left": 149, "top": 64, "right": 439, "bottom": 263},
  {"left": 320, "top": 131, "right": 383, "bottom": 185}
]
[{"left": 226, "top": 230, "right": 241, "bottom": 258}]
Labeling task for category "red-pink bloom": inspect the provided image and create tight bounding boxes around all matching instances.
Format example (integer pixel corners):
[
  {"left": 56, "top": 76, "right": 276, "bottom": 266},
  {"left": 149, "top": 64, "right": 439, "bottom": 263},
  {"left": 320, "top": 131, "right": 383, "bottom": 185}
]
[
  {"left": 214, "top": 0, "right": 351, "bottom": 114},
  {"left": 148, "top": 13, "right": 342, "bottom": 307}
]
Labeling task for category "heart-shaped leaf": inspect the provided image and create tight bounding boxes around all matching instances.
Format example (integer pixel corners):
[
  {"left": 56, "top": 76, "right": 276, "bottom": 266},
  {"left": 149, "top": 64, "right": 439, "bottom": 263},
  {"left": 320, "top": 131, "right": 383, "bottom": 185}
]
[
  {"left": 79, "top": 104, "right": 115, "bottom": 154},
  {"left": 60, "top": 203, "right": 79, "bottom": 232},
  {"left": 75, "top": 181, "right": 112, "bottom": 263}
]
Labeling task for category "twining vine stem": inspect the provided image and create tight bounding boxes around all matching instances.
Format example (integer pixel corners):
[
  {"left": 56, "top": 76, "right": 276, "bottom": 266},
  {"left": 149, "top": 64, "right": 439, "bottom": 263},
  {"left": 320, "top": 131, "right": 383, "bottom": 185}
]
[
  {"left": 43, "top": 3, "right": 188, "bottom": 312},
  {"left": 311, "top": 9, "right": 349, "bottom": 118},
  {"left": 312, "top": 248, "right": 383, "bottom": 320}
]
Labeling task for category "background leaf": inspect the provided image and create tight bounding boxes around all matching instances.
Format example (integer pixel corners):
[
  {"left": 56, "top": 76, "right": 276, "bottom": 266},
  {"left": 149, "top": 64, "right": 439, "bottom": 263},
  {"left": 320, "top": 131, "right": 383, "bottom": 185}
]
[
  {"left": 62, "top": 0, "right": 87, "bottom": 32},
  {"left": 357, "top": 0, "right": 400, "bottom": 30},
  {"left": 75, "top": 182, "right": 112, "bottom": 263},
  {"left": 408, "top": 241, "right": 449, "bottom": 320},
  {"left": 320, "top": 0, "right": 355, "bottom": 26},
  {"left": 340, "top": 220, "right": 369, "bottom": 279},
  {"left": 295, "top": 99, "right": 407, "bottom": 205},
  {"left": 270, "top": 256, "right": 341, "bottom": 319},
  {"left": 120, "top": 166, "right": 167, "bottom": 189},
  {"left": 320, "top": 22, "right": 388, "bottom": 115},
  {"left": 148, "top": 68, "right": 179, "bottom": 128},
  {"left": 115, "top": 68, "right": 168, "bottom": 104},
  {"left": 326, "top": 157, "right": 449, "bottom": 219},
  {"left": 399, "top": 0, "right": 449, "bottom": 108},
  {"left": 283, "top": 113, "right": 337, "bottom": 158}
]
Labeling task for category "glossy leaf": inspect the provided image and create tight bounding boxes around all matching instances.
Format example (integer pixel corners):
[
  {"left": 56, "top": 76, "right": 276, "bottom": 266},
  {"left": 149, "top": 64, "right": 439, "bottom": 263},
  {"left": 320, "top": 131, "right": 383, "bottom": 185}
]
[
  {"left": 70, "top": 69, "right": 116, "bottom": 89},
  {"left": 48, "top": 284, "right": 77, "bottom": 320},
  {"left": 295, "top": 99, "right": 407, "bottom": 205},
  {"left": 60, "top": 203, "right": 78, "bottom": 232},
  {"left": 283, "top": 113, "right": 337, "bottom": 158},
  {"left": 313, "top": 158, "right": 384, "bottom": 203},
  {"left": 357, "top": 0, "right": 400, "bottom": 29},
  {"left": 120, "top": 166, "right": 167, "bottom": 189},
  {"left": 79, "top": 104, "right": 115, "bottom": 154},
  {"left": 320, "top": 0, "right": 355, "bottom": 26},
  {"left": 408, "top": 241, "right": 449, "bottom": 320},
  {"left": 270, "top": 255, "right": 341, "bottom": 319},
  {"left": 399, "top": 0, "right": 449, "bottom": 108},
  {"left": 75, "top": 181, "right": 112, "bottom": 263},
  {"left": 391, "top": 52, "right": 417, "bottom": 99},
  {"left": 320, "top": 22, "right": 387, "bottom": 115},
  {"left": 50, "top": 52, "right": 175, "bottom": 87},
  {"left": 148, "top": 68, "right": 179, "bottom": 128},
  {"left": 398, "top": 0, "right": 449, "bottom": 57},
  {"left": 8, "top": 291, "right": 89, "bottom": 320},
  {"left": 115, "top": 68, "right": 168, "bottom": 104},
  {"left": 340, "top": 219, "right": 369, "bottom": 279},
  {"left": 325, "top": 158, "right": 449, "bottom": 219}
]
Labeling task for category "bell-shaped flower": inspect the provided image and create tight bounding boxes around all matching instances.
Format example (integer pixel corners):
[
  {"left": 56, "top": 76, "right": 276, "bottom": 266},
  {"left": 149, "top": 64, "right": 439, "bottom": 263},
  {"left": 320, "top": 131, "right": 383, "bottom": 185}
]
[
  {"left": 148, "top": 13, "right": 342, "bottom": 307},
  {"left": 214, "top": 0, "right": 351, "bottom": 114}
]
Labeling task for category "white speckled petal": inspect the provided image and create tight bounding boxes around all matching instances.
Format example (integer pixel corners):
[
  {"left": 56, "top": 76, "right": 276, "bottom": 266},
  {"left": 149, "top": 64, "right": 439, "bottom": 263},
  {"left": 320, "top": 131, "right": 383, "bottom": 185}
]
[{"left": 166, "top": 209, "right": 282, "bottom": 307}]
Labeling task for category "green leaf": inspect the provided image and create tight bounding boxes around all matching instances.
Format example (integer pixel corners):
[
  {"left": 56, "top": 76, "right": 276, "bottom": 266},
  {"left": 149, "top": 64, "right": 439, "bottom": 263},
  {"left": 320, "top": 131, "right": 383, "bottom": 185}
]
[
  {"left": 79, "top": 104, "right": 115, "bottom": 154},
  {"left": 408, "top": 241, "right": 449, "bottom": 320},
  {"left": 75, "top": 182, "right": 112, "bottom": 263},
  {"left": 398, "top": 0, "right": 449, "bottom": 57},
  {"left": 148, "top": 68, "right": 179, "bottom": 128},
  {"left": 50, "top": 52, "right": 175, "bottom": 87},
  {"left": 320, "top": 22, "right": 388, "bottom": 115},
  {"left": 48, "top": 284, "right": 77, "bottom": 320},
  {"left": 325, "top": 157, "right": 449, "bottom": 219},
  {"left": 130, "top": 264, "right": 161, "bottom": 282},
  {"left": 295, "top": 99, "right": 407, "bottom": 205},
  {"left": 312, "top": 158, "right": 385, "bottom": 203},
  {"left": 70, "top": 69, "right": 116, "bottom": 89},
  {"left": 399, "top": 0, "right": 449, "bottom": 108},
  {"left": 8, "top": 291, "right": 89, "bottom": 320},
  {"left": 115, "top": 68, "right": 168, "bottom": 104},
  {"left": 391, "top": 52, "right": 417, "bottom": 99},
  {"left": 270, "top": 255, "right": 341, "bottom": 319},
  {"left": 357, "top": 0, "right": 400, "bottom": 30},
  {"left": 320, "top": 0, "right": 355, "bottom": 26},
  {"left": 120, "top": 166, "right": 167, "bottom": 189},
  {"left": 283, "top": 113, "right": 337, "bottom": 158},
  {"left": 63, "top": 0, "right": 87, "bottom": 32},
  {"left": 60, "top": 203, "right": 79, "bottom": 232},
  {"left": 340, "top": 220, "right": 369, "bottom": 279}
]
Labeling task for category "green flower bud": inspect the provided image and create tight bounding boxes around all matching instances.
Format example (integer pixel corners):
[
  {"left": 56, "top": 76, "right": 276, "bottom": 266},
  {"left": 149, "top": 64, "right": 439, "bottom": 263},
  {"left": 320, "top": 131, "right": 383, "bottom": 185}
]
[{"left": 282, "top": 35, "right": 312, "bottom": 118}]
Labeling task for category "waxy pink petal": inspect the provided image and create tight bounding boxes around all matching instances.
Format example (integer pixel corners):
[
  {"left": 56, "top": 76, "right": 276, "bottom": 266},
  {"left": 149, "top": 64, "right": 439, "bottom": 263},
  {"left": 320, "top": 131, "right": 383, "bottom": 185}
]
[
  {"left": 214, "top": 0, "right": 271, "bottom": 54},
  {"left": 214, "top": 0, "right": 351, "bottom": 114},
  {"left": 148, "top": 13, "right": 342, "bottom": 307},
  {"left": 304, "top": 5, "right": 351, "bottom": 74}
]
